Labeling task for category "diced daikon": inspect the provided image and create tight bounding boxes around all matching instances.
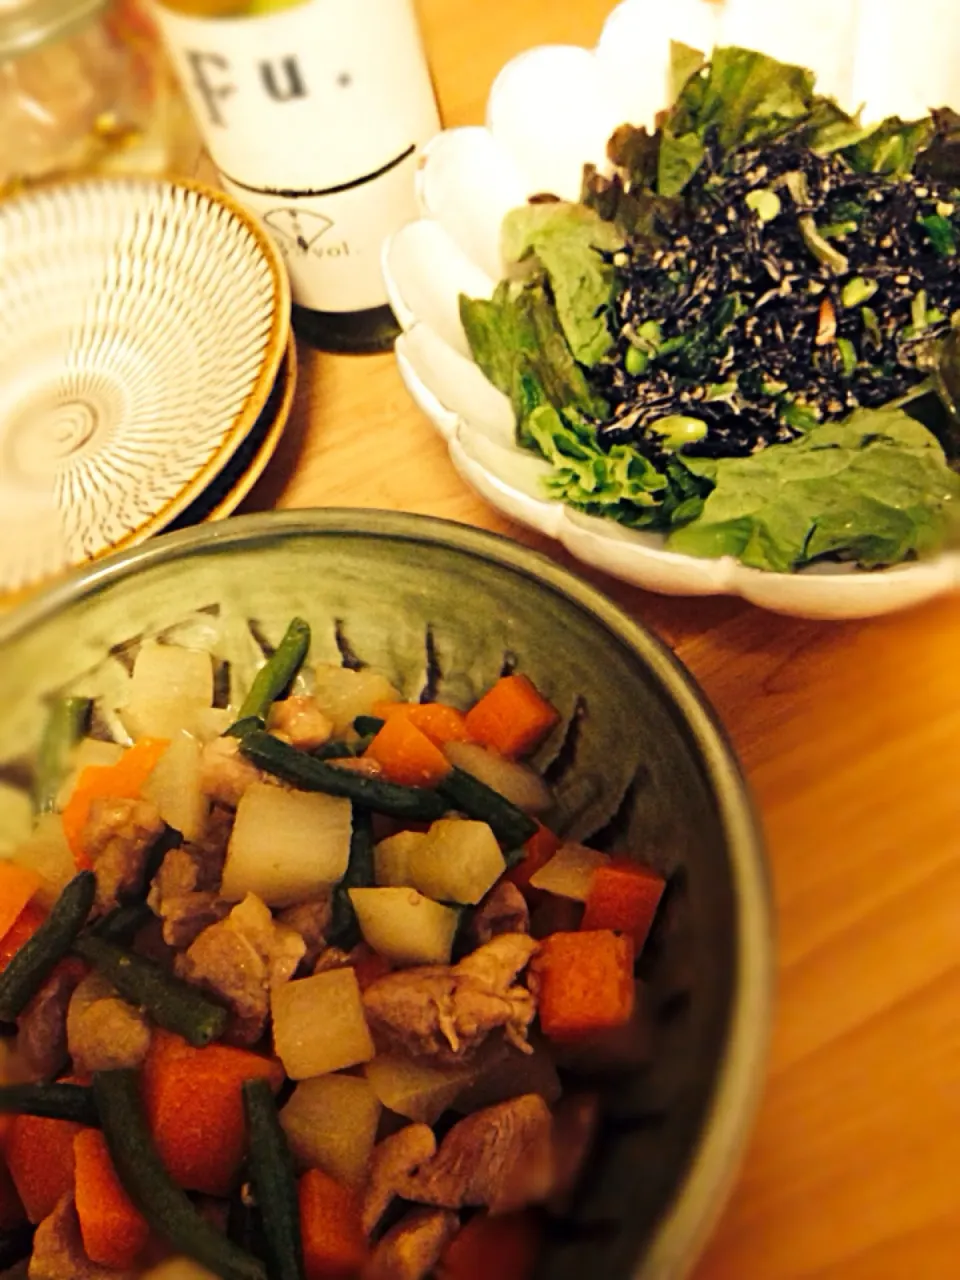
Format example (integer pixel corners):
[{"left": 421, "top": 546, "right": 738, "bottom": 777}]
[
  {"left": 313, "top": 664, "right": 400, "bottom": 736},
  {"left": 143, "top": 731, "right": 208, "bottom": 843},
  {"left": 130, "top": 641, "right": 213, "bottom": 706},
  {"left": 280, "top": 1074, "right": 381, "bottom": 1187},
  {"left": 348, "top": 887, "right": 459, "bottom": 966},
  {"left": 373, "top": 830, "right": 427, "bottom": 888},
  {"left": 222, "top": 782, "right": 352, "bottom": 907},
  {"left": 443, "top": 741, "right": 553, "bottom": 813},
  {"left": 364, "top": 1055, "right": 474, "bottom": 1125},
  {"left": 529, "top": 843, "right": 610, "bottom": 901},
  {"left": 409, "top": 819, "right": 505, "bottom": 905},
  {"left": 272, "top": 968, "right": 374, "bottom": 1080},
  {"left": 9, "top": 814, "right": 75, "bottom": 907}
]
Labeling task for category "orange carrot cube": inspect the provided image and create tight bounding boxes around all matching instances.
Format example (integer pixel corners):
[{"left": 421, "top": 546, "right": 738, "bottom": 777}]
[
  {"left": 438, "top": 1211, "right": 542, "bottom": 1280},
  {"left": 580, "top": 859, "right": 666, "bottom": 952},
  {"left": 371, "top": 701, "right": 473, "bottom": 746},
  {"left": 62, "top": 738, "right": 170, "bottom": 865},
  {"left": 0, "top": 865, "right": 43, "bottom": 951},
  {"left": 533, "top": 930, "right": 635, "bottom": 1041},
  {"left": 74, "top": 1129, "right": 149, "bottom": 1269},
  {"left": 363, "top": 716, "right": 452, "bottom": 789},
  {"left": 464, "top": 675, "right": 559, "bottom": 758},
  {"left": 0, "top": 902, "right": 46, "bottom": 973},
  {"left": 142, "top": 1030, "right": 283, "bottom": 1197},
  {"left": 299, "top": 1168, "right": 368, "bottom": 1280},
  {"left": 5, "top": 1112, "right": 82, "bottom": 1223}
]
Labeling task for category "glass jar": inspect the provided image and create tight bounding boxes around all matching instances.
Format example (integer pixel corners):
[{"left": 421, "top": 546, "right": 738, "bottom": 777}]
[{"left": 0, "top": 0, "right": 195, "bottom": 195}]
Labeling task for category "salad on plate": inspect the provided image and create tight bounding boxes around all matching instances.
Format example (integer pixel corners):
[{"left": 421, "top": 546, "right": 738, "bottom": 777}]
[{"left": 460, "top": 45, "right": 960, "bottom": 573}]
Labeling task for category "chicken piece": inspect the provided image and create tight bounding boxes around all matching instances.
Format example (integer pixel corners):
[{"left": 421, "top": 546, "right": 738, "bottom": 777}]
[
  {"left": 548, "top": 1093, "right": 600, "bottom": 1215},
  {"left": 67, "top": 972, "right": 151, "bottom": 1075},
  {"left": 82, "top": 796, "right": 164, "bottom": 912},
  {"left": 175, "top": 893, "right": 305, "bottom": 1046},
  {"left": 268, "top": 696, "right": 333, "bottom": 751},
  {"left": 277, "top": 895, "right": 333, "bottom": 968},
  {"left": 313, "top": 945, "right": 353, "bottom": 975},
  {"left": 28, "top": 1195, "right": 138, "bottom": 1280},
  {"left": 469, "top": 882, "right": 530, "bottom": 948},
  {"left": 403, "top": 1095, "right": 555, "bottom": 1215},
  {"left": 363, "top": 1125, "right": 437, "bottom": 1235},
  {"left": 362, "top": 935, "right": 539, "bottom": 1066},
  {"left": 199, "top": 737, "right": 264, "bottom": 808},
  {"left": 363, "top": 1209, "right": 459, "bottom": 1280},
  {"left": 17, "top": 962, "right": 85, "bottom": 1079},
  {"left": 191, "top": 803, "right": 235, "bottom": 867},
  {"left": 148, "top": 845, "right": 230, "bottom": 948}
]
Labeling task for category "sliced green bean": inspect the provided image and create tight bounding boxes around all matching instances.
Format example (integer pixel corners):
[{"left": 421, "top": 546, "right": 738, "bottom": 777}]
[
  {"left": 90, "top": 901, "right": 155, "bottom": 946},
  {"left": 438, "top": 768, "right": 538, "bottom": 847},
  {"left": 34, "top": 697, "right": 91, "bottom": 813},
  {"left": 0, "top": 872, "right": 96, "bottom": 1022},
  {"left": 0, "top": 1083, "right": 99, "bottom": 1127},
  {"left": 231, "top": 618, "right": 311, "bottom": 730},
  {"left": 243, "top": 1078, "right": 305, "bottom": 1280},
  {"left": 94, "top": 1070, "right": 266, "bottom": 1280},
  {"left": 241, "top": 731, "right": 446, "bottom": 821},
  {"left": 74, "top": 936, "right": 227, "bottom": 1048},
  {"left": 329, "top": 807, "right": 375, "bottom": 949}
]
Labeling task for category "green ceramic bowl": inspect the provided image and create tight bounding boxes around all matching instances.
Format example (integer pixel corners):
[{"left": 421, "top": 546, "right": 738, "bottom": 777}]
[{"left": 0, "top": 509, "right": 772, "bottom": 1279}]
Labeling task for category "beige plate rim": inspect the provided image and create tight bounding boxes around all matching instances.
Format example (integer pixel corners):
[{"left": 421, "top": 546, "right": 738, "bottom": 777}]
[
  {"left": 0, "top": 172, "right": 291, "bottom": 609},
  {"left": 202, "top": 333, "right": 298, "bottom": 524}
]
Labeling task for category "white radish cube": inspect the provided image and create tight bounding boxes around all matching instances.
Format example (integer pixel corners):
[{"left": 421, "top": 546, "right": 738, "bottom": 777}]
[
  {"left": 143, "top": 731, "right": 208, "bottom": 843},
  {"left": 313, "top": 664, "right": 401, "bottom": 736},
  {"left": 529, "top": 843, "right": 610, "bottom": 901},
  {"left": 273, "top": 968, "right": 374, "bottom": 1079},
  {"left": 222, "top": 782, "right": 352, "bottom": 907},
  {"left": 374, "top": 830, "right": 427, "bottom": 887},
  {"left": 280, "top": 1074, "right": 381, "bottom": 1187},
  {"left": 409, "top": 819, "right": 505, "bottom": 905},
  {"left": 349, "top": 887, "right": 460, "bottom": 966}
]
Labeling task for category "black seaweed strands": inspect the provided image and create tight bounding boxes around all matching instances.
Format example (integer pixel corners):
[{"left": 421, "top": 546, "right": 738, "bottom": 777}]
[{"left": 594, "top": 131, "right": 960, "bottom": 460}]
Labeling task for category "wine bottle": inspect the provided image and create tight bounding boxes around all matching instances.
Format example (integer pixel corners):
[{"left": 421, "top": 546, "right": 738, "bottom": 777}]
[{"left": 154, "top": 0, "right": 441, "bottom": 353}]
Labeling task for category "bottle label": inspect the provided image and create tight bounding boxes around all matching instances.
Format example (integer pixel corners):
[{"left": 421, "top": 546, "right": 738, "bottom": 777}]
[{"left": 153, "top": 0, "right": 441, "bottom": 312}]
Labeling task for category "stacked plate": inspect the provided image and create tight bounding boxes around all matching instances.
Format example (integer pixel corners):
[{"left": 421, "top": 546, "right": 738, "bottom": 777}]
[{"left": 0, "top": 176, "right": 295, "bottom": 606}]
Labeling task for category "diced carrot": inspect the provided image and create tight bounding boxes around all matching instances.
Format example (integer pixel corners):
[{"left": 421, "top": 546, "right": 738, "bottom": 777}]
[
  {"left": 299, "top": 1168, "right": 368, "bottom": 1280},
  {"left": 437, "top": 1212, "right": 542, "bottom": 1280},
  {"left": 5, "top": 1111, "right": 83, "bottom": 1223},
  {"left": 0, "top": 864, "right": 43, "bottom": 950},
  {"left": 464, "top": 675, "right": 559, "bottom": 759},
  {"left": 74, "top": 1129, "right": 150, "bottom": 1269},
  {"left": 61, "top": 738, "right": 170, "bottom": 867},
  {"left": 363, "top": 716, "right": 452, "bottom": 789},
  {"left": 532, "top": 931, "right": 635, "bottom": 1042},
  {"left": 580, "top": 859, "right": 666, "bottom": 952},
  {"left": 371, "top": 701, "right": 473, "bottom": 746},
  {"left": 0, "top": 901, "right": 46, "bottom": 973},
  {"left": 505, "top": 823, "right": 561, "bottom": 901},
  {"left": 0, "top": 1152, "right": 25, "bottom": 1232},
  {"left": 142, "top": 1030, "right": 283, "bottom": 1197}
]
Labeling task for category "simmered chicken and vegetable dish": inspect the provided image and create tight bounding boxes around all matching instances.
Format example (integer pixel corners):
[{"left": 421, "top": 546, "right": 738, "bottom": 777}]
[{"left": 0, "top": 619, "right": 665, "bottom": 1280}]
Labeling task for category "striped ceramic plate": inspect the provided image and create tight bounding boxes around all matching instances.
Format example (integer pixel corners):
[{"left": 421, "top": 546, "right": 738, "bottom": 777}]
[{"left": 0, "top": 175, "right": 290, "bottom": 603}]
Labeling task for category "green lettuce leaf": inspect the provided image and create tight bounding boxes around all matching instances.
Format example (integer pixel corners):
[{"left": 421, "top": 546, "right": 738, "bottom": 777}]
[
  {"left": 666, "top": 408, "right": 960, "bottom": 571},
  {"left": 500, "top": 203, "right": 624, "bottom": 366},
  {"left": 916, "top": 107, "right": 960, "bottom": 182},
  {"left": 459, "top": 279, "right": 607, "bottom": 423},
  {"left": 843, "top": 116, "right": 935, "bottom": 175}
]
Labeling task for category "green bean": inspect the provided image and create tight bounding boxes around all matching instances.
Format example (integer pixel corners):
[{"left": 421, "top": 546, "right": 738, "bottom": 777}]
[
  {"left": 438, "top": 768, "right": 538, "bottom": 847},
  {"left": 74, "top": 936, "right": 227, "bottom": 1048},
  {"left": 243, "top": 1079, "right": 305, "bottom": 1280},
  {"left": 34, "top": 697, "right": 91, "bottom": 813},
  {"left": 328, "top": 807, "right": 374, "bottom": 949},
  {"left": 0, "top": 872, "right": 96, "bottom": 1022},
  {"left": 0, "top": 1083, "right": 99, "bottom": 1127},
  {"left": 94, "top": 1070, "right": 266, "bottom": 1280},
  {"left": 241, "top": 731, "right": 446, "bottom": 821},
  {"left": 231, "top": 618, "right": 311, "bottom": 730},
  {"left": 90, "top": 901, "right": 155, "bottom": 946}
]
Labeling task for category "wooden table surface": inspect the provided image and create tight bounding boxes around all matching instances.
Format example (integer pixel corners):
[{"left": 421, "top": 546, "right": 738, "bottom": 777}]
[{"left": 231, "top": 3, "right": 960, "bottom": 1276}]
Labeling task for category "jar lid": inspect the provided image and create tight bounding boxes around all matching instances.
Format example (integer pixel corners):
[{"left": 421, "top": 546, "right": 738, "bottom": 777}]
[{"left": 0, "top": 0, "right": 108, "bottom": 60}]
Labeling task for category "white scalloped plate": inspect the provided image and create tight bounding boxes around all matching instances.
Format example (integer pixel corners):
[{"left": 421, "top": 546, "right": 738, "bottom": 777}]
[{"left": 384, "top": 0, "right": 960, "bottom": 619}]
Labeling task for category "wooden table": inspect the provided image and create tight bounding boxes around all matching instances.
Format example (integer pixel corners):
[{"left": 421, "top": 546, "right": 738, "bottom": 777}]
[{"left": 233, "top": 3, "right": 960, "bottom": 1276}]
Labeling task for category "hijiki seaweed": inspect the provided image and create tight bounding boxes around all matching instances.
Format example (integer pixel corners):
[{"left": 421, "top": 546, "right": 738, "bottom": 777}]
[{"left": 593, "top": 131, "right": 960, "bottom": 460}]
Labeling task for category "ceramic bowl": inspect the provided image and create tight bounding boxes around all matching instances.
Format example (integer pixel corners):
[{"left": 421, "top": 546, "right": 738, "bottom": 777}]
[
  {"left": 0, "top": 508, "right": 772, "bottom": 1279},
  {"left": 0, "top": 176, "right": 290, "bottom": 602},
  {"left": 382, "top": 0, "right": 960, "bottom": 619}
]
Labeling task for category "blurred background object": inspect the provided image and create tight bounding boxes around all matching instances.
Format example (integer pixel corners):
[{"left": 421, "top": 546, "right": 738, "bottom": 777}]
[
  {"left": 0, "top": 0, "right": 199, "bottom": 195},
  {"left": 152, "top": 0, "right": 441, "bottom": 354}
]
